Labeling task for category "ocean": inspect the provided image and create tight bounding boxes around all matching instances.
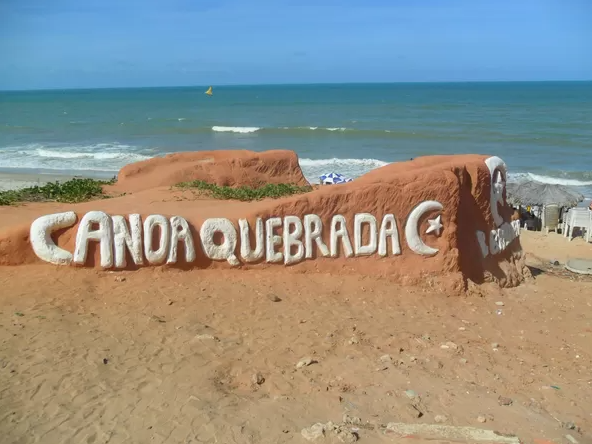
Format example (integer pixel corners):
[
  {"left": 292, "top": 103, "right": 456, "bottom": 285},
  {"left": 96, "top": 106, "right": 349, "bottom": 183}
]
[{"left": 1, "top": 82, "right": 591, "bottom": 196}]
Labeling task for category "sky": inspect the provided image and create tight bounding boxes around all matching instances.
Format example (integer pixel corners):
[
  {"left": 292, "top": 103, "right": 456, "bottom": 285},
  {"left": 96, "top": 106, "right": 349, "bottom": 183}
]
[{"left": 1, "top": 0, "right": 591, "bottom": 90}]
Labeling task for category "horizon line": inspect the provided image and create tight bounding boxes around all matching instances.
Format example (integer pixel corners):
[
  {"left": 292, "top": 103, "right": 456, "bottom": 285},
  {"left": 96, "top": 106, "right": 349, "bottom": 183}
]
[{"left": 1, "top": 79, "right": 591, "bottom": 93}]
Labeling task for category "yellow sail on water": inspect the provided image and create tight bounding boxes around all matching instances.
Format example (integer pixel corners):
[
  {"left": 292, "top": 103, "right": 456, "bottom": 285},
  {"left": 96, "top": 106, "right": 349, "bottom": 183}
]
[{"left": 205, "top": 86, "right": 213, "bottom": 96}]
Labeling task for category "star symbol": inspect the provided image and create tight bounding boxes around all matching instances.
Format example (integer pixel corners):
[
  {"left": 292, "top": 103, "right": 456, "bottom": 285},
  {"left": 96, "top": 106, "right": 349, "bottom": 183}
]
[{"left": 426, "top": 215, "right": 443, "bottom": 236}]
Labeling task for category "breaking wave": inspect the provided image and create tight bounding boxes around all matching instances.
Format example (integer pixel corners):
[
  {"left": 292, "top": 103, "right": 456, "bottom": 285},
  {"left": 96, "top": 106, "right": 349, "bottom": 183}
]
[
  {"left": 0, "top": 143, "right": 153, "bottom": 174},
  {"left": 212, "top": 126, "right": 261, "bottom": 133},
  {"left": 508, "top": 172, "right": 592, "bottom": 187}
]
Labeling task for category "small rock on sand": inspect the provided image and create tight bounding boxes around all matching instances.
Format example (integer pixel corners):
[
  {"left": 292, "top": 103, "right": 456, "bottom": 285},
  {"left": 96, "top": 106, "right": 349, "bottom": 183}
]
[
  {"left": 477, "top": 415, "right": 487, "bottom": 423},
  {"left": 343, "top": 414, "right": 362, "bottom": 425},
  {"left": 491, "top": 342, "right": 500, "bottom": 349},
  {"left": 301, "top": 423, "right": 325, "bottom": 441},
  {"left": 495, "top": 301, "right": 505, "bottom": 306},
  {"left": 252, "top": 372, "right": 265, "bottom": 385},
  {"left": 194, "top": 333, "right": 219, "bottom": 341},
  {"left": 336, "top": 430, "right": 358, "bottom": 443},
  {"left": 434, "top": 415, "right": 448, "bottom": 423},
  {"left": 348, "top": 336, "right": 360, "bottom": 345},
  {"left": 296, "top": 357, "right": 316, "bottom": 368},
  {"left": 498, "top": 396, "right": 513, "bottom": 406},
  {"left": 267, "top": 294, "right": 281, "bottom": 302},
  {"left": 380, "top": 354, "right": 392, "bottom": 363},
  {"left": 115, "top": 276, "right": 126, "bottom": 282}
]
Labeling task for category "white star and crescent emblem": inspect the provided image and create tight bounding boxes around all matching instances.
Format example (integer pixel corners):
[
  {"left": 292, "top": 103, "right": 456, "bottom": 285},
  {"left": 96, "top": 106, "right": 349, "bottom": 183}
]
[{"left": 425, "top": 215, "right": 443, "bottom": 236}]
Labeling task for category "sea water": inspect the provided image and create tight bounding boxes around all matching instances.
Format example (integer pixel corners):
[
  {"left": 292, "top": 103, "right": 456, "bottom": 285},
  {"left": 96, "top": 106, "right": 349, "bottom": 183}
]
[{"left": 1, "top": 82, "right": 591, "bottom": 195}]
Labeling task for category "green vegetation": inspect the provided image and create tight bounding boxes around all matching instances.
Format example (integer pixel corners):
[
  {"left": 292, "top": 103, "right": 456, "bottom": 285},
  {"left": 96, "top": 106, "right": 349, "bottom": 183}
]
[
  {"left": 177, "top": 180, "right": 312, "bottom": 201},
  {"left": 0, "top": 177, "right": 116, "bottom": 206}
]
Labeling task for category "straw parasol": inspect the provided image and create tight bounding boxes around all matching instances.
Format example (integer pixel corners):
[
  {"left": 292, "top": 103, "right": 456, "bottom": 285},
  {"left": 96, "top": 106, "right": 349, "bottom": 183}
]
[{"left": 506, "top": 181, "right": 584, "bottom": 207}]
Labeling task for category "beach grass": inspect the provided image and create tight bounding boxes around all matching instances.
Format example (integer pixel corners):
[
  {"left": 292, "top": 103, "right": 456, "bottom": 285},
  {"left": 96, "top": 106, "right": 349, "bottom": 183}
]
[
  {"left": 177, "top": 180, "right": 312, "bottom": 201},
  {"left": 0, "top": 177, "right": 116, "bottom": 206}
]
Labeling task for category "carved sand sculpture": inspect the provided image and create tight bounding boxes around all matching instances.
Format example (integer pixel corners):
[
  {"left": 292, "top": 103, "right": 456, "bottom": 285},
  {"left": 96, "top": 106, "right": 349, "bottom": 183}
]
[{"left": 0, "top": 150, "right": 526, "bottom": 292}]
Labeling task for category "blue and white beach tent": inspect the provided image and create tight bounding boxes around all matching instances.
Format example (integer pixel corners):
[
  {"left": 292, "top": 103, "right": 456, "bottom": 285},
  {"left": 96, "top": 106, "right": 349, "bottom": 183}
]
[{"left": 319, "top": 172, "right": 354, "bottom": 185}]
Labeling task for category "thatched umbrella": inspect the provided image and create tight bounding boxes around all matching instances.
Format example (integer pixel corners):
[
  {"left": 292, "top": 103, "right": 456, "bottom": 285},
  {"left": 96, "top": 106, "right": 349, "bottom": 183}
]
[{"left": 506, "top": 181, "right": 584, "bottom": 207}]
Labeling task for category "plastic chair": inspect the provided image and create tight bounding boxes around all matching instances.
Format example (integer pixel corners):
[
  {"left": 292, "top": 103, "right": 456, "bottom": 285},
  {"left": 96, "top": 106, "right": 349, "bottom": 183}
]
[
  {"left": 542, "top": 204, "right": 560, "bottom": 234},
  {"left": 565, "top": 208, "right": 592, "bottom": 241}
]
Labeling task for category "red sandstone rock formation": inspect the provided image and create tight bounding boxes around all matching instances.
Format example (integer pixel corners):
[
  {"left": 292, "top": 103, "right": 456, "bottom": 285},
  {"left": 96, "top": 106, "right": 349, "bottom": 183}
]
[
  {"left": 0, "top": 151, "right": 527, "bottom": 293},
  {"left": 110, "top": 149, "right": 310, "bottom": 193}
]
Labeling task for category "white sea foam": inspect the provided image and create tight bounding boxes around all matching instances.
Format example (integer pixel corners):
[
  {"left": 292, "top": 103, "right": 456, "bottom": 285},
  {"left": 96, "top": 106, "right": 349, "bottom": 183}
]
[
  {"left": 299, "top": 157, "right": 389, "bottom": 183},
  {"left": 299, "top": 158, "right": 389, "bottom": 168},
  {"left": 0, "top": 143, "right": 153, "bottom": 173},
  {"left": 508, "top": 172, "right": 592, "bottom": 187},
  {"left": 526, "top": 173, "right": 592, "bottom": 186},
  {"left": 33, "top": 148, "right": 149, "bottom": 161},
  {"left": 212, "top": 126, "right": 260, "bottom": 133}
]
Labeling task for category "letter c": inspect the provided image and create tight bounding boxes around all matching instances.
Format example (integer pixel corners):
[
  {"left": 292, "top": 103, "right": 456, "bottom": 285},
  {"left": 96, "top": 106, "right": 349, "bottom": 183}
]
[{"left": 30, "top": 212, "right": 77, "bottom": 265}]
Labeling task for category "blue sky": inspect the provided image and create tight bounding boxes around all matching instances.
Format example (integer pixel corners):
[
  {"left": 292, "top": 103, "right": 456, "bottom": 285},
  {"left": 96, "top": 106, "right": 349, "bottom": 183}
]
[{"left": 1, "top": 0, "right": 591, "bottom": 90}]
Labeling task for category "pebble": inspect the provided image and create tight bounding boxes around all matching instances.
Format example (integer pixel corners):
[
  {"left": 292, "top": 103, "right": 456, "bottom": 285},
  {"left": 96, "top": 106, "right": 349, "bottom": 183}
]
[
  {"left": 194, "top": 334, "right": 218, "bottom": 341},
  {"left": 342, "top": 414, "right": 362, "bottom": 425},
  {"left": 114, "top": 276, "right": 126, "bottom": 282},
  {"left": 491, "top": 342, "right": 500, "bottom": 349},
  {"left": 409, "top": 356, "right": 417, "bottom": 362},
  {"left": 434, "top": 415, "right": 448, "bottom": 423},
  {"left": 498, "top": 396, "right": 513, "bottom": 406},
  {"left": 458, "top": 327, "right": 466, "bottom": 331},
  {"left": 301, "top": 423, "right": 325, "bottom": 441},
  {"left": 102, "top": 358, "right": 108, "bottom": 365},
  {"left": 380, "top": 354, "right": 392, "bottom": 363},
  {"left": 296, "top": 357, "right": 315, "bottom": 369},
  {"left": 422, "top": 333, "right": 431, "bottom": 340},
  {"left": 336, "top": 430, "right": 358, "bottom": 443},
  {"left": 441, "top": 342, "right": 458, "bottom": 350},
  {"left": 251, "top": 372, "right": 265, "bottom": 385},
  {"left": 562, "top": 422, "right": 579, "bottom": 431},
  {"left": 267, "top": 294, "right": 281, "bottom": 302},
  {"left": 459, "top": 358, "right": 468, "bottom": 364},
  {"left": 477, "top": 415, "right": 487, "bottom": 423},
  {"left": 349, "top": 336, "right": 360, "bottom": 345},
  {"left": 495, "top": 301, "right": 504, "bottom": 306}
]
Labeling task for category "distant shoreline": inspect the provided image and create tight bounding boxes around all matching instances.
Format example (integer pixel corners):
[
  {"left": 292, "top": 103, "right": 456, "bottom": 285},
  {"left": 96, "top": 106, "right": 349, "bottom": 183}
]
[{"left": 0, "top": 171, "right": 100, "bottom": 191}]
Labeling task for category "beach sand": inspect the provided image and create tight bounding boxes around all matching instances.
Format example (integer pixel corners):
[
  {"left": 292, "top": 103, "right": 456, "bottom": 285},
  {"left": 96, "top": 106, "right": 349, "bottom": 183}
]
[
  {"left": 1, "top": 193, "right": 591, "bottom": 444},
  {"left": 0, "top": 172, "right": 94, "bottom": 191},
  {"left": 1, "top": 150, "right": 591, "bottom": 444}
]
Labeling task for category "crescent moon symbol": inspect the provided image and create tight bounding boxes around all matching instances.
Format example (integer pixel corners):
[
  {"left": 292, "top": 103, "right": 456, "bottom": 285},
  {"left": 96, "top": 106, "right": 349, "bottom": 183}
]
[{"left": 405, "top": 200, "right": 444, "bottom": 256}]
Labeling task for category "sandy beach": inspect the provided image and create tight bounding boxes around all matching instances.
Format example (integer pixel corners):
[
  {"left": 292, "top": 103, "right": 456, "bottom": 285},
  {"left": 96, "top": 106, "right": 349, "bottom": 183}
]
[
  {"left": 1, "top": 152, "right": 591, "bottom": 444},
  {"left": 0, "top": 172, "right": 98, "bottom": 191},
  {"left": 1, "top": 230, "right": 591, "bottom": 444}
]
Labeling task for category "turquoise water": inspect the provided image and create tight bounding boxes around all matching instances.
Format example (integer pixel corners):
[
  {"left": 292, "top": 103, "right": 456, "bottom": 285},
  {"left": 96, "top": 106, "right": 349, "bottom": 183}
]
[{"left": 1, "top": 82, "right": 591, "bottom": 194}]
